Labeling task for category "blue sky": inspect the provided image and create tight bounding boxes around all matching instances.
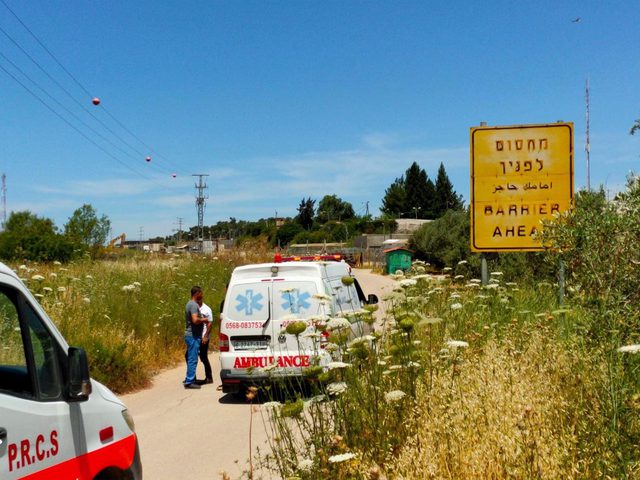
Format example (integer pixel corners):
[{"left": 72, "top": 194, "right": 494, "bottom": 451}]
[{"left": 1, "top": 1, "right": 638, "bottom": 239}]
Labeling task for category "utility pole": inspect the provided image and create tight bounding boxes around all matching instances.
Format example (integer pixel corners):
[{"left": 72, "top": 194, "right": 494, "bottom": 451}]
[
  {"left": 365, "top": 201, "right": 370, "bottom": 217},
  {"left": 138, "top": 226, "right": 144, "bottom": 242},
  {"left": 175, "top": 217, "right": 184, "bottom": 244},
  {"left": 1, "top": 173, "right": 6, "bottom": 230},
  {"left": 585, "top": 77, "right": 591, "bottom": 192},
  {"left": 192, "top": 174, "right": 209, "bottom": 242}
]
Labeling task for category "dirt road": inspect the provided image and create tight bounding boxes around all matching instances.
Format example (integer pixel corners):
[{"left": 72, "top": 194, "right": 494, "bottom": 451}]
[{"left": 121, "top": 268, "right": 395, "bottom": 479}]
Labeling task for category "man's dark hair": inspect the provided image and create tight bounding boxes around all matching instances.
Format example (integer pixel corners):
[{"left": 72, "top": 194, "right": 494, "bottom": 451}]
[{"left": 191, "top": 285, "right": 202, "bottom": 297}]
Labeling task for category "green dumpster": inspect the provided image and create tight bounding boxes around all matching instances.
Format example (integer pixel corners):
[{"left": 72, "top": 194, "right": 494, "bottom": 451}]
[{"left": 384, "top": 247, "right": 413, "bottom": 274}]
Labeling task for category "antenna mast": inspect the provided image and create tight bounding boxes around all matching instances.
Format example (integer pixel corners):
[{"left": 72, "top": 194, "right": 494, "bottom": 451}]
[
  {"left": 192, "top": 174, "right": 209, "bottom": 242},
  {"left": 585, "top": 77, "right": 591, "bottom": 192},
  {"left": 1, "top": 174, "right": 6, "bottom": 229}
]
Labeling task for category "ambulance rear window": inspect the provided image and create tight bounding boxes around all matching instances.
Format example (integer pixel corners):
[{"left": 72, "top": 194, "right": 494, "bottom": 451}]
[
  {"left": 227, "top": 283, "right": 269, "bottom": 322},
  {"left": 274, "top": 281, "right": 320, "bottom": 319}
]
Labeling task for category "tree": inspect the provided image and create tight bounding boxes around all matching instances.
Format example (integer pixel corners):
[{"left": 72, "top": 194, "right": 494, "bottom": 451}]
[
  {"left": 631, "top": 118, "right": 640, "bottom": 135},
  {"left": 64, "top": 204, "right": 111, "bottom": 247},
  {"left": 315, "top": 195, "right": 355, "bottom": 223},
  {"left": 0, "top": 211, "right": 76, "bottom": 262},
  {"left": 404, "top": 162, "right": 436, "bottom": 218},
  {"left": 276, "top": 221, "right": 304, "bottom": 246},
  {"left": 434, "top": 163, "right": 464, "bottom": 216},
  {"left": 296, "top": 197, "right": 316, "bottom": 230},
  {"left": 380, "top": 176, "right": 407, "bottom": 217}
]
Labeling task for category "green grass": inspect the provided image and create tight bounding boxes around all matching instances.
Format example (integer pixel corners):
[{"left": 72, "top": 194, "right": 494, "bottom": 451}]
[{"left": 14, "top": 254, "right": 234, "bottom": 393}]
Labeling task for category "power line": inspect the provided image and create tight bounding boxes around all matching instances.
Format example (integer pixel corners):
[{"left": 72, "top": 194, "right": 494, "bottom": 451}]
[
  {"left": 0, "top": 48, "right": 167, "bottom": 171},
  {"left": 0, "top": 0, "right": 187, "bottom": 177},
  {"left": 0, "top": 61, "right": 150, "bottom": 179}
]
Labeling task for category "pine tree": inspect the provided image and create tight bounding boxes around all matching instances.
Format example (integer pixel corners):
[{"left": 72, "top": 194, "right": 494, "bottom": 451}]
[
  {"left": 296, "top": 197, "right": 315, "bottom": 230},
  {"left": 404, "top": 162, "right": 435, "bottom": 218},
  {"left": 434, "top": 163, "right": 464, "bottom": 217},
  {"left": 380, "top": 176, "right": 406, "bottom": 217}
]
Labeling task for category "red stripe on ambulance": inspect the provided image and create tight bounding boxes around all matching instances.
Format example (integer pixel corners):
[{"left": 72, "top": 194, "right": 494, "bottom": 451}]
[{"left": 19, "top": 434, "right": 137, "bottom": 480}]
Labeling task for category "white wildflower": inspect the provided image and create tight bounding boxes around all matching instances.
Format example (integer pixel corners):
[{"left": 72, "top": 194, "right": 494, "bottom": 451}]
[
  {"left": 490, "top": 271, "right": 503, "bottom": 276},
  {"left": 327, "top": 361, "right": 351, "bottom": 370},
  {"left": 457, "top": 260, "right": 468, "bottom": 265},
  {"left": 34, "top": 293, "right": 44, "bottom": 299},
  {"left": 19, "top": 264, "right": 28, "bottom": 270},
  {"left": 398, "top": 278, "right": 417, "bottom": 288},
  {"left": 132, "top": 281, "right": 142, "bottom": 287},
  {"left": 450, "top": 292, "right": 461, "bottom": 299},
  {"left": 328, "top": 452, "right": 356, "bottom": 463},
  {"left": 85, "top": 275, "right": 93, "bottom": 280},
  {"left": 262, "top": 401, "right": 282, "bottom": 410},
  {"left": 446, "top": 340, "right": 469, "bottom": 348},
  {"left": 385, "top": 390, "right": 406, "bottom": 402},
  {"left": 617, "top": 345, "right": 640, "bottom": 354},
  {"left": 469, "top": 278, "right": 482, "bottom": 283},
  {"left": 313, "top": 293, "right": 332, "bottom": 301},
  {"left": 122, "top": 284, "right": 136, "bottom": 292},
  {"left": 49, "top": 272, "right": 57, "bottom": 279},
  {"left": 454, "top": 274, "right": 464, "bottom": 280},
  {"left": 82, "top": 297, "right": 91, "bottom": 304},
  {"left": 57, "top": 287, "right": 66, "bottom": 293},
  {"left": 42, "top": 287, "right": 53, "bottom": 293},
  {"left": 327, "top": 382, "right": 347, "bottom": 396},
  {"left": 443, "top": 267, "right": 452, "bottom": 272},
  {"left": 485, "top": 283, "right": 499, "bottom": 290},
  {"left": 297, "top": 458, "right": 314, "bottom": 471},
  {"left": 450, "top": 303, "right": 463, "bottom": 310},
  {"left": 326, "top": 318, "right": 351, "bottom": 330},
  {"left": 389, "top": 365, "right": 403, "bottom": 371},
  {"left": 31, "top": 274, "right": 45, "bottom": 281},
  {"left": 53, "top": 260, "right": 62, "bottom": 266}
]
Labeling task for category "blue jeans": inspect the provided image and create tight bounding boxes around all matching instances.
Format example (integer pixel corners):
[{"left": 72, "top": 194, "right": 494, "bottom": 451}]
[{"left": 184, "top": 334, "right": 201, "bottom": 385}]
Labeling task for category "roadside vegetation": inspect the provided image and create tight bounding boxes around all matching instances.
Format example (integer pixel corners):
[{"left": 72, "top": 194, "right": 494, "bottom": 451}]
[
  {"left": 254, "top": 175, "right": 640, "bottom": 479},
  {"left": 11, "top": 254, "right": 237, "bottom": 393}
]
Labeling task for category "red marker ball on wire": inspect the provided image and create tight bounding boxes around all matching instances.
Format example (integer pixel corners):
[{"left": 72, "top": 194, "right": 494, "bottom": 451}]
[
  {"left": 145, "top": 156, "right": 151, "bottom": 162},
  {"left": 92, "top": 97, "right": 100, "bottom": 105}
]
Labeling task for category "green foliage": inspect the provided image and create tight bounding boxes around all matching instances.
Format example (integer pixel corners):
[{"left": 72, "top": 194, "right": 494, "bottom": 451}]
[
  {"left": 405, "top": 161, "right": 435, "bottom": 219},
  {"left": 631, "top": 118, "right": 640, "bottom": 135},
  {"left": 276, "top": 221, "right": 305, "bottom": 246},
  {"left": 380, "top": 176, "right": 406, "bottom": 217},
  {"left": 410, "top": 210, "right": 470, "bottom": 268},
  {"left": 0, "top": 211, "right": 77, "bottom": 262},
  {"left": 315, "top": 195, "right": 355, "bottom": 223},
  {"left": 434, "top": 162, "right": 464, "bottom": 216},
  {"left": 64, "top": 204, "right": 111, "bottom": 250},
  {"left": 297, "top": 197, "right": 316, "bottom": 230},
  {"left": 381, "top": 162, "right": 460, "bottom": 220},
  {"left": 540, "top": 177, "right": 640, "bottom": 342}
]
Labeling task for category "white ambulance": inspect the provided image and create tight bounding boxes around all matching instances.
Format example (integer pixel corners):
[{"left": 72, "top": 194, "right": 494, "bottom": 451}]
[
  {"left": 0, "top": 263, "right": 142, "bottom": 479},
  {"left": 218, "top": 257, "right": 378, "bottom": 394}
]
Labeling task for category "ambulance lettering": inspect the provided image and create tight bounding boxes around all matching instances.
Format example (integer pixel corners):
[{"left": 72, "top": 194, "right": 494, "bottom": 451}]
[
  {"left": 233, "top": 355, "right": 310, "bottom": 369},
  {"left": 8, "top": 430, "right": 59, "bottom": 472}
]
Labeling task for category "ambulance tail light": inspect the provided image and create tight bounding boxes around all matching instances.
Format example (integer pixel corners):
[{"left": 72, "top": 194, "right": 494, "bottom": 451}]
[{"left": 219, "top": 332, "right": 230, "bottom": 352}]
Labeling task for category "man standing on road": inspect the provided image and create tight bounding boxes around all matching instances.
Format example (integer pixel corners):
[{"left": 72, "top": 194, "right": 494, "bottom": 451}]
[
  {"left": 196, "top": 298, "right": 214, "bottom": 384},
  {"left": 184, "top": 286, "right": 205, "bottom": 389}
]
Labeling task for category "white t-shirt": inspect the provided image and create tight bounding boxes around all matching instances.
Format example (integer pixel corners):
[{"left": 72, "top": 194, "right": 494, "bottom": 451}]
[{"left": 200, "top": 302, "right": 213, "bottom": 339}]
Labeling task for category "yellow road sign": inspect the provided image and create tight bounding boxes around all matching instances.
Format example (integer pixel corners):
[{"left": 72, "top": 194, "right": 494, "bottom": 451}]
[{"left": 470, "top": 123, "right": 574, "bottom": 252}]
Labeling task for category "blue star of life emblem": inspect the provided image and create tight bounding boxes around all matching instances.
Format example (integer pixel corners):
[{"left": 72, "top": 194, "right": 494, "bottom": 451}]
[
  {"left": 235, "top": 289, "right": 264, "bottom": 315},
  {"left": 281, "top": 289, "right": 311, "bottom": 314}
]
